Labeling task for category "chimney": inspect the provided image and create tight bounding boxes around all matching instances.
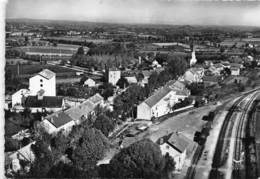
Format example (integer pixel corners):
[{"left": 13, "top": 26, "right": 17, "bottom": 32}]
[
  {"left": 37, "top": 93, "right": 43, "bottom": 100},
  {"left": 37, "top": 90, "right": 44, "bottom": 100},
  {"left": 159, "top": 137, "right": 164, "bottom": 145}
]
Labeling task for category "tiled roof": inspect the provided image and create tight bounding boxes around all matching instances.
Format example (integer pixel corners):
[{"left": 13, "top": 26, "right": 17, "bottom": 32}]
[
  {"left": 24, "top": 96, "right": 63, "bottom": 108},
  {"left": 88, "top": 93, "right": 104, "bottom": 105},
  {"left": 65, "top": 101, "right": 94, "bottom": 121},
  {"left": 125, "top": 76, "right": 137, "bottom": 84},
  {"left": 46, "top": 112, "right": 73, "bottom": 128},
  {"left": 142, "top": 70, "right": 152, "bottom": 77},
  {"left": 144, "top": 87, "right": 172, "bottom": 107},
  {"left": 44, "top": 93, "right": 103, "bottom": 129},
  {"left": 167, "top": 133, "right": 190, "bottom": 153},
  {"left": 38, "top": 69, "right": 55, "bottom": 80},
  {"left": 203, "top": 76, "right": 219, "bottom": 83},
  {"left": 213, "top": 63, "right": 223, "bottom": 69},
  {"left": 230, "top": 63, "right": 242, "bottom": 68}
]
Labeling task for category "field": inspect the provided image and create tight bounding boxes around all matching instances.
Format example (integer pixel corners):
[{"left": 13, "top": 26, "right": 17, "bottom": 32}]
[
  {"left": 6, "top": 64, "right": 77, "bottom": 76},
  {"left": 17, "top": 46, "right": 77, "bottom": 55}
]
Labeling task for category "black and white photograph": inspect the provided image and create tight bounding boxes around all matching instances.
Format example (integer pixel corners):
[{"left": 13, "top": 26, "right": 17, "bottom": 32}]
[{"left": 2, "top": 0, "right": 260, "bottom": 178}]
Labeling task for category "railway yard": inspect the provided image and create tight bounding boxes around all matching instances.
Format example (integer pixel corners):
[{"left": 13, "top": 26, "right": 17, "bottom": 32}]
[{"left": 185, "top": 90, "right": 260, "bottom": 179}]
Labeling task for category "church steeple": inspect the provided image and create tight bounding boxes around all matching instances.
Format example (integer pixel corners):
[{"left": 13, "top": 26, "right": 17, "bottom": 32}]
[{"left": 190, "top": 46, "right": 197, "bottom": 66}]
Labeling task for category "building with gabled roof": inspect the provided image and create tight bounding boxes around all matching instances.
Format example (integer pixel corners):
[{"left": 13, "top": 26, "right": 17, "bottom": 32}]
[
  {"left": 23, "top": 95, "right": 64, "bottom": 113},
  {"left": 41, "top": 93, "right": 104, "bottom": 134},
  {"left": 157, "top": 132, "right": 191, "bottom": 172},
  {"left": 183, "top": 67, "right": 205, "bottom": 83},
  {"left": 137, "top": 82, "right": 190, "bottom": 120},
  {"left": 29, "top": 69, "right": 56, "bottom": 96}
]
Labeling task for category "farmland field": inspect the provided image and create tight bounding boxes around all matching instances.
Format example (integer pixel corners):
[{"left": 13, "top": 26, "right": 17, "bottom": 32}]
[{"left": 6, "top": 64, "right": 77, "bottom": 75}]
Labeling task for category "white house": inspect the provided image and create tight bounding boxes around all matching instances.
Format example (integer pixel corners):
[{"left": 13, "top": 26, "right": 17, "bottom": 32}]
[
  {"left": 152, "top": 60, "right": 162, "bottom": 68},
  {"left": 41, "top": 112, "right": 76, "bottom": 134},
  {"left": 29, "top": 69, "right": 56, "bottom": 96},
  {"left": 108, "top": 68, "right": 121, "bottom": 86},
  {"left": 12, "top": 89, "right": 30, "bottom": 108},
  {"left": 83, "top": 78, "right": 96, "bottom": 87},
  {"left": 183, "top": 68, "right": 204, "bottom": 84},
  {"left": 137, "top": 84, "right": 190, "bottom": 120},
  {"left": 231, "top": 67, "right": 240, "bottom": 76},
  {"left": 158, "top": 133, "right": 190, "bottom": 172}
]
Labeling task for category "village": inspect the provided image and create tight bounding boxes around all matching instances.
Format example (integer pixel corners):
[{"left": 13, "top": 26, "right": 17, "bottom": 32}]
[{"left": 4, "top": 17, "right": 260, "bottom": 178}]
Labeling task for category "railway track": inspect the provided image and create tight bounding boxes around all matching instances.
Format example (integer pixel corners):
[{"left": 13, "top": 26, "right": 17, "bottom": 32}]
[
  {"left": 207, "top": 91, "right": 260, "bottom": 179},
  {"left": 232, "top": 92, "right": 259, "bottom": 179}
]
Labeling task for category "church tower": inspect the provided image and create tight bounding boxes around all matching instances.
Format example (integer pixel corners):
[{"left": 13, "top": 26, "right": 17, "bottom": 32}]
[{"left": 190, "top": 48, "right": 197, "bottom": 67}]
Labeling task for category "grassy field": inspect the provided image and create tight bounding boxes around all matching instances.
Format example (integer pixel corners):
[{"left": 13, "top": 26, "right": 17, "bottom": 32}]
[{"left": 6, "top": 64, "right": 77, "bottom": 76}]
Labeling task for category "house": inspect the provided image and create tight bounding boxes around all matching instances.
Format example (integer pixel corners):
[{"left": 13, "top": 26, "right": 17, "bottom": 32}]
[
  {"left": 41, "top": 93, "right": 104, "bottom": 134},
  {"left": 125, "top": 76, "right": 138, "bottom": 84},
  {"left": 213, "top": 63, "right": 224, "bottom": 72},
  {"left": 83, "top": 78, "right": 96, "bottom": 87},
  {"left": 137, "top": 84, "right": 190, "bottom": 120},
  {"left": 12, "top": 89, "right": 30, "bottom": 108},
  {"left": 230, "top": 63, "right": 244, "bottom": 69},
  {"left": 209, "top": 64, "right": 223, "bottom": 76},
  {"left": 141, "top": 70, "right": 152, "bottom": 84},
  {"left": 230, "top": 67, "right": 240, "bottom": 76},
  {"left": 23, "top": 90, "right": 64, "bottom": 113},
  {"left": 108, "top": 68, "right": 121, "bottom": 86},
  {"left": 152, "top": 60, "right": 162, "bottom": 68},
  {"left": 157, "top": 132, "right": 190, "bottom": 172},
  {"left": 7, "top": 141, "right": 36, "bottom": 173},
  {"left": 41, "top": 111, "right": 76, "bottom": 134},
  {"left": 29, "top": 69, "right": 56, "bottom": 96},
  {"left": 183, "top": 68, "right": 204, "bottom": 83}
]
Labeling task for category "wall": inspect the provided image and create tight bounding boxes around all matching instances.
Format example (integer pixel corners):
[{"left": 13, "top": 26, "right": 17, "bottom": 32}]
[
  {"left": 29, "top": 74, "right": 56, "bottom": 96},
  {"left": 137, "top": 102, "right": 151, "bottom": 120}
]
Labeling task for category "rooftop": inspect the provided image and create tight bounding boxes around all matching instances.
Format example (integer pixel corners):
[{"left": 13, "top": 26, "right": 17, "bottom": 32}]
[
  {"left": 144, "top": 87, "right": 172, "bottom": 108},
  {"left": 38, "top": 69, "right": 55, "bottom": 80},
  {"left": 24, "top": 96, "right": 63, "bottom": 108},
  {"left": 46, "top": 112, "right": 73, "bottom": 128}
]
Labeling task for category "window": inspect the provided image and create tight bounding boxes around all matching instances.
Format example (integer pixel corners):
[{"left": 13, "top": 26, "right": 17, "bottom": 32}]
[
  {"left": 40, "top": 84, "right": 43, "bottom": 87},
  {"left": 40, "top": 79, "right": 43, "bottom": 82}
]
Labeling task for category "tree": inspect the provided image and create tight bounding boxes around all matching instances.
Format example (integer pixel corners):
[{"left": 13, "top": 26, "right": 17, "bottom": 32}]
[
  {"left": 102, "top": 83, "right": 114, "bottom": 100},
  {"left": 79, "top": 76, "right": 88, "bottom": 85},
  {"left": 70, "top": 127, "right": 111, "bottom": 171},
  {"left": 166, "top": 55, "right": 187, "bottom": 78},
  {"left": 93, "top": 114, "right": 115, "bottom": 137},
  {"left": 76, "top": 46, "right": 85, "bottom": 55},
  {"left": 116, "top": 77, "right": 129, "bottom": 89},
  {"left": 104, "top": 139, "right": 175, "bottom": 179},
  {"left": 136, "top": 72, "right": 145, "bottom": 82},
  {"left": 30, "top": 139, "right": 55, "bottom": 177}
]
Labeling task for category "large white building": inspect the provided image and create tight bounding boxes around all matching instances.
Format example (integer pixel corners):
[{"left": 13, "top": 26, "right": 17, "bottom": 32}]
[
  {"left": 108, "top": 68, "right": 121, "bottom": 86},
  {"left": 29, "top": 69, "right": 56, "bottom": 96},
  {"left": 137, "top": 81, "right": 190, "bottom": 120}
]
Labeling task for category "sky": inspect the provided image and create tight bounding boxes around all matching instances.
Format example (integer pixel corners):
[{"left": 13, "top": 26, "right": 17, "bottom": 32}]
[{"left": 5, "top": 0, "right": 260, "bottom": 26}]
